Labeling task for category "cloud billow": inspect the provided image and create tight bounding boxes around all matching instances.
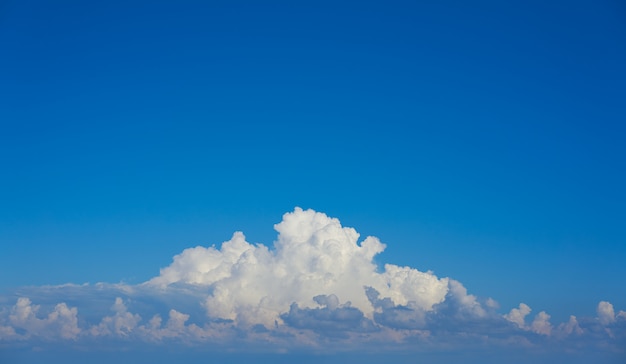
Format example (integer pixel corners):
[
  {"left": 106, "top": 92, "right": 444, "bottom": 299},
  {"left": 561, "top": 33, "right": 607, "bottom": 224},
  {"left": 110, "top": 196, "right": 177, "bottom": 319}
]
[
  {"left": 0, "top": 208, "right": 624, "bottom": 359},
  {"left": 149, "top": 207, "right": 449, "bottom": 327}
]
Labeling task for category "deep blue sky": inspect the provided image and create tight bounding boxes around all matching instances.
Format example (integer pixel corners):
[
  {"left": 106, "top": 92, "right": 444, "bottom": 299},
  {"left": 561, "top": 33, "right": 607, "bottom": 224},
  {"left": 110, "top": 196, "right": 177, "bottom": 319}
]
[{"left": 1, "top": 0, "right": 625, "bottom": 326}]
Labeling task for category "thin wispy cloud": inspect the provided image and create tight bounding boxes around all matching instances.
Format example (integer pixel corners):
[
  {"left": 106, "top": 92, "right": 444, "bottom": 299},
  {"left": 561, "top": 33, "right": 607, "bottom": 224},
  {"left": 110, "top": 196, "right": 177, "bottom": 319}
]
[{"left": 1, "top": 208, "right": 624, "bottom": 358}]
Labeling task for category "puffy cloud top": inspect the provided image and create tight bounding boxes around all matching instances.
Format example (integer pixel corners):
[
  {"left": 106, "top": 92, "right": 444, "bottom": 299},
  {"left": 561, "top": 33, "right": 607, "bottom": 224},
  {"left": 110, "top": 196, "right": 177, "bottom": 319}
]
[
  {"left": 598, "top": 301, "right": 616, "bottom": 326},
  {"left": 148, "top": 208, "right": 449, "bottom": 326}
]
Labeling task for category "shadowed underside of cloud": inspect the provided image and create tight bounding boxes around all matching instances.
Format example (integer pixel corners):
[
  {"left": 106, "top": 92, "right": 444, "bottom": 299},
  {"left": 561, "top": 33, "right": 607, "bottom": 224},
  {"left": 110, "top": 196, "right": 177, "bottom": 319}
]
[{"left": 1, "top": 208, "right": 625, "bottom": 360}]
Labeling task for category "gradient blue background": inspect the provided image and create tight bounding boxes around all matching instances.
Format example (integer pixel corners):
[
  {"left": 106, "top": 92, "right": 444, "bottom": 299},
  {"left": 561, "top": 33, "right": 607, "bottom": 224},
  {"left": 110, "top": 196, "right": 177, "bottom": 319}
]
[{"left": 1, "top": 0, "right": 625, "bottom": 330}]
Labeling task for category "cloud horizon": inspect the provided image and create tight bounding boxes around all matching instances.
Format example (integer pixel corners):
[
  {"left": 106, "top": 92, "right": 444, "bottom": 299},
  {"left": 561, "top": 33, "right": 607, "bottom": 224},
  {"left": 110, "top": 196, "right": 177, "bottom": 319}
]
[{"left": 1, "top": 208, "right": 624, "bottom": 359}]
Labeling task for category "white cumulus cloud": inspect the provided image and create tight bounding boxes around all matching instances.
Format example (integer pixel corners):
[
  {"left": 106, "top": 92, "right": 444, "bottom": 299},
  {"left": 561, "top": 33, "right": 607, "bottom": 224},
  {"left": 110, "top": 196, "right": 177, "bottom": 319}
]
[
  {"left": 4, "top": 297, "right": 80, "bottom": 340},
  {"left": 504, "top": 303, "right": 531, "bottom": 329},
  {"left": 148, "top": 208, "right": 450, "bottom": 327},
  {"left": 89, "top": 297, "right": 141, "bottom": 337}
]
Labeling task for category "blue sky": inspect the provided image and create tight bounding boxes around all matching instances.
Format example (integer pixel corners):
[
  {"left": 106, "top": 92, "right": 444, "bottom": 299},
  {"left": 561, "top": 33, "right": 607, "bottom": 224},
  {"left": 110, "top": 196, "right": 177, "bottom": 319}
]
[{"left": 1, "top": 0, "right": 625, "bottom": 363}]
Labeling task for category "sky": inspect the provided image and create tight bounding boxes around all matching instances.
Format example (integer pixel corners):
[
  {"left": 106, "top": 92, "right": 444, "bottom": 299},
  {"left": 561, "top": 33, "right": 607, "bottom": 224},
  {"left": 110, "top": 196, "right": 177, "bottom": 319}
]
[{"left": 1, "top": 0, "right": 625, "bottom": 363}]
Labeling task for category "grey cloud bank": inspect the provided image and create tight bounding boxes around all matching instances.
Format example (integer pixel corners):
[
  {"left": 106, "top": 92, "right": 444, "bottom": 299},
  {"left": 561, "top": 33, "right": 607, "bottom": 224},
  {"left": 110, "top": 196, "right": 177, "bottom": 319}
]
[{"left": 1, "top": 208, "right": 624, "bottom": 362}]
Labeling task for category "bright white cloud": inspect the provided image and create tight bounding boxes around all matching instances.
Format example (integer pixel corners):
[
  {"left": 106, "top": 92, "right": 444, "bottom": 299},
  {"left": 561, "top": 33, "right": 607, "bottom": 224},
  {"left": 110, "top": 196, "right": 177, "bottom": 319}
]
[{"left": 148, "top": 208, "right": 449, "bottom": 326}]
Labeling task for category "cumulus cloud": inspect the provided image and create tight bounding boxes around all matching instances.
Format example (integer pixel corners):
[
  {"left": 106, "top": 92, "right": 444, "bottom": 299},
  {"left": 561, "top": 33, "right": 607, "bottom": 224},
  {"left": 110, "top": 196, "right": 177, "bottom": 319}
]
[
  {"left": 598, "top": 301, "right": 616, "bottom": 326},
  {"left": 0, "top": 208, "right": 625, "bottom": 360},
  {"left": 138, "top": 307, "right": 192, "bottom": 341},
  {"left": 504, "top": 304, "right": 554, "bottom": 336},
  {"left": 530, "top": 311, "right": 552, "bottom": 336},
  {"left": 90, "top": 297, "right": 141, "bottom": 337},
  {"left": 504, "top": 303, "right": 531, "bottom": 329},
  {"left": 0, "top": 297, "right": 80, "bottom": 340},
  {"left": 148, "top": 208, "right": 449, "bottom": 327},
  {"left": 556, "top": 315, "right": 583, "bottom": 337}
]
